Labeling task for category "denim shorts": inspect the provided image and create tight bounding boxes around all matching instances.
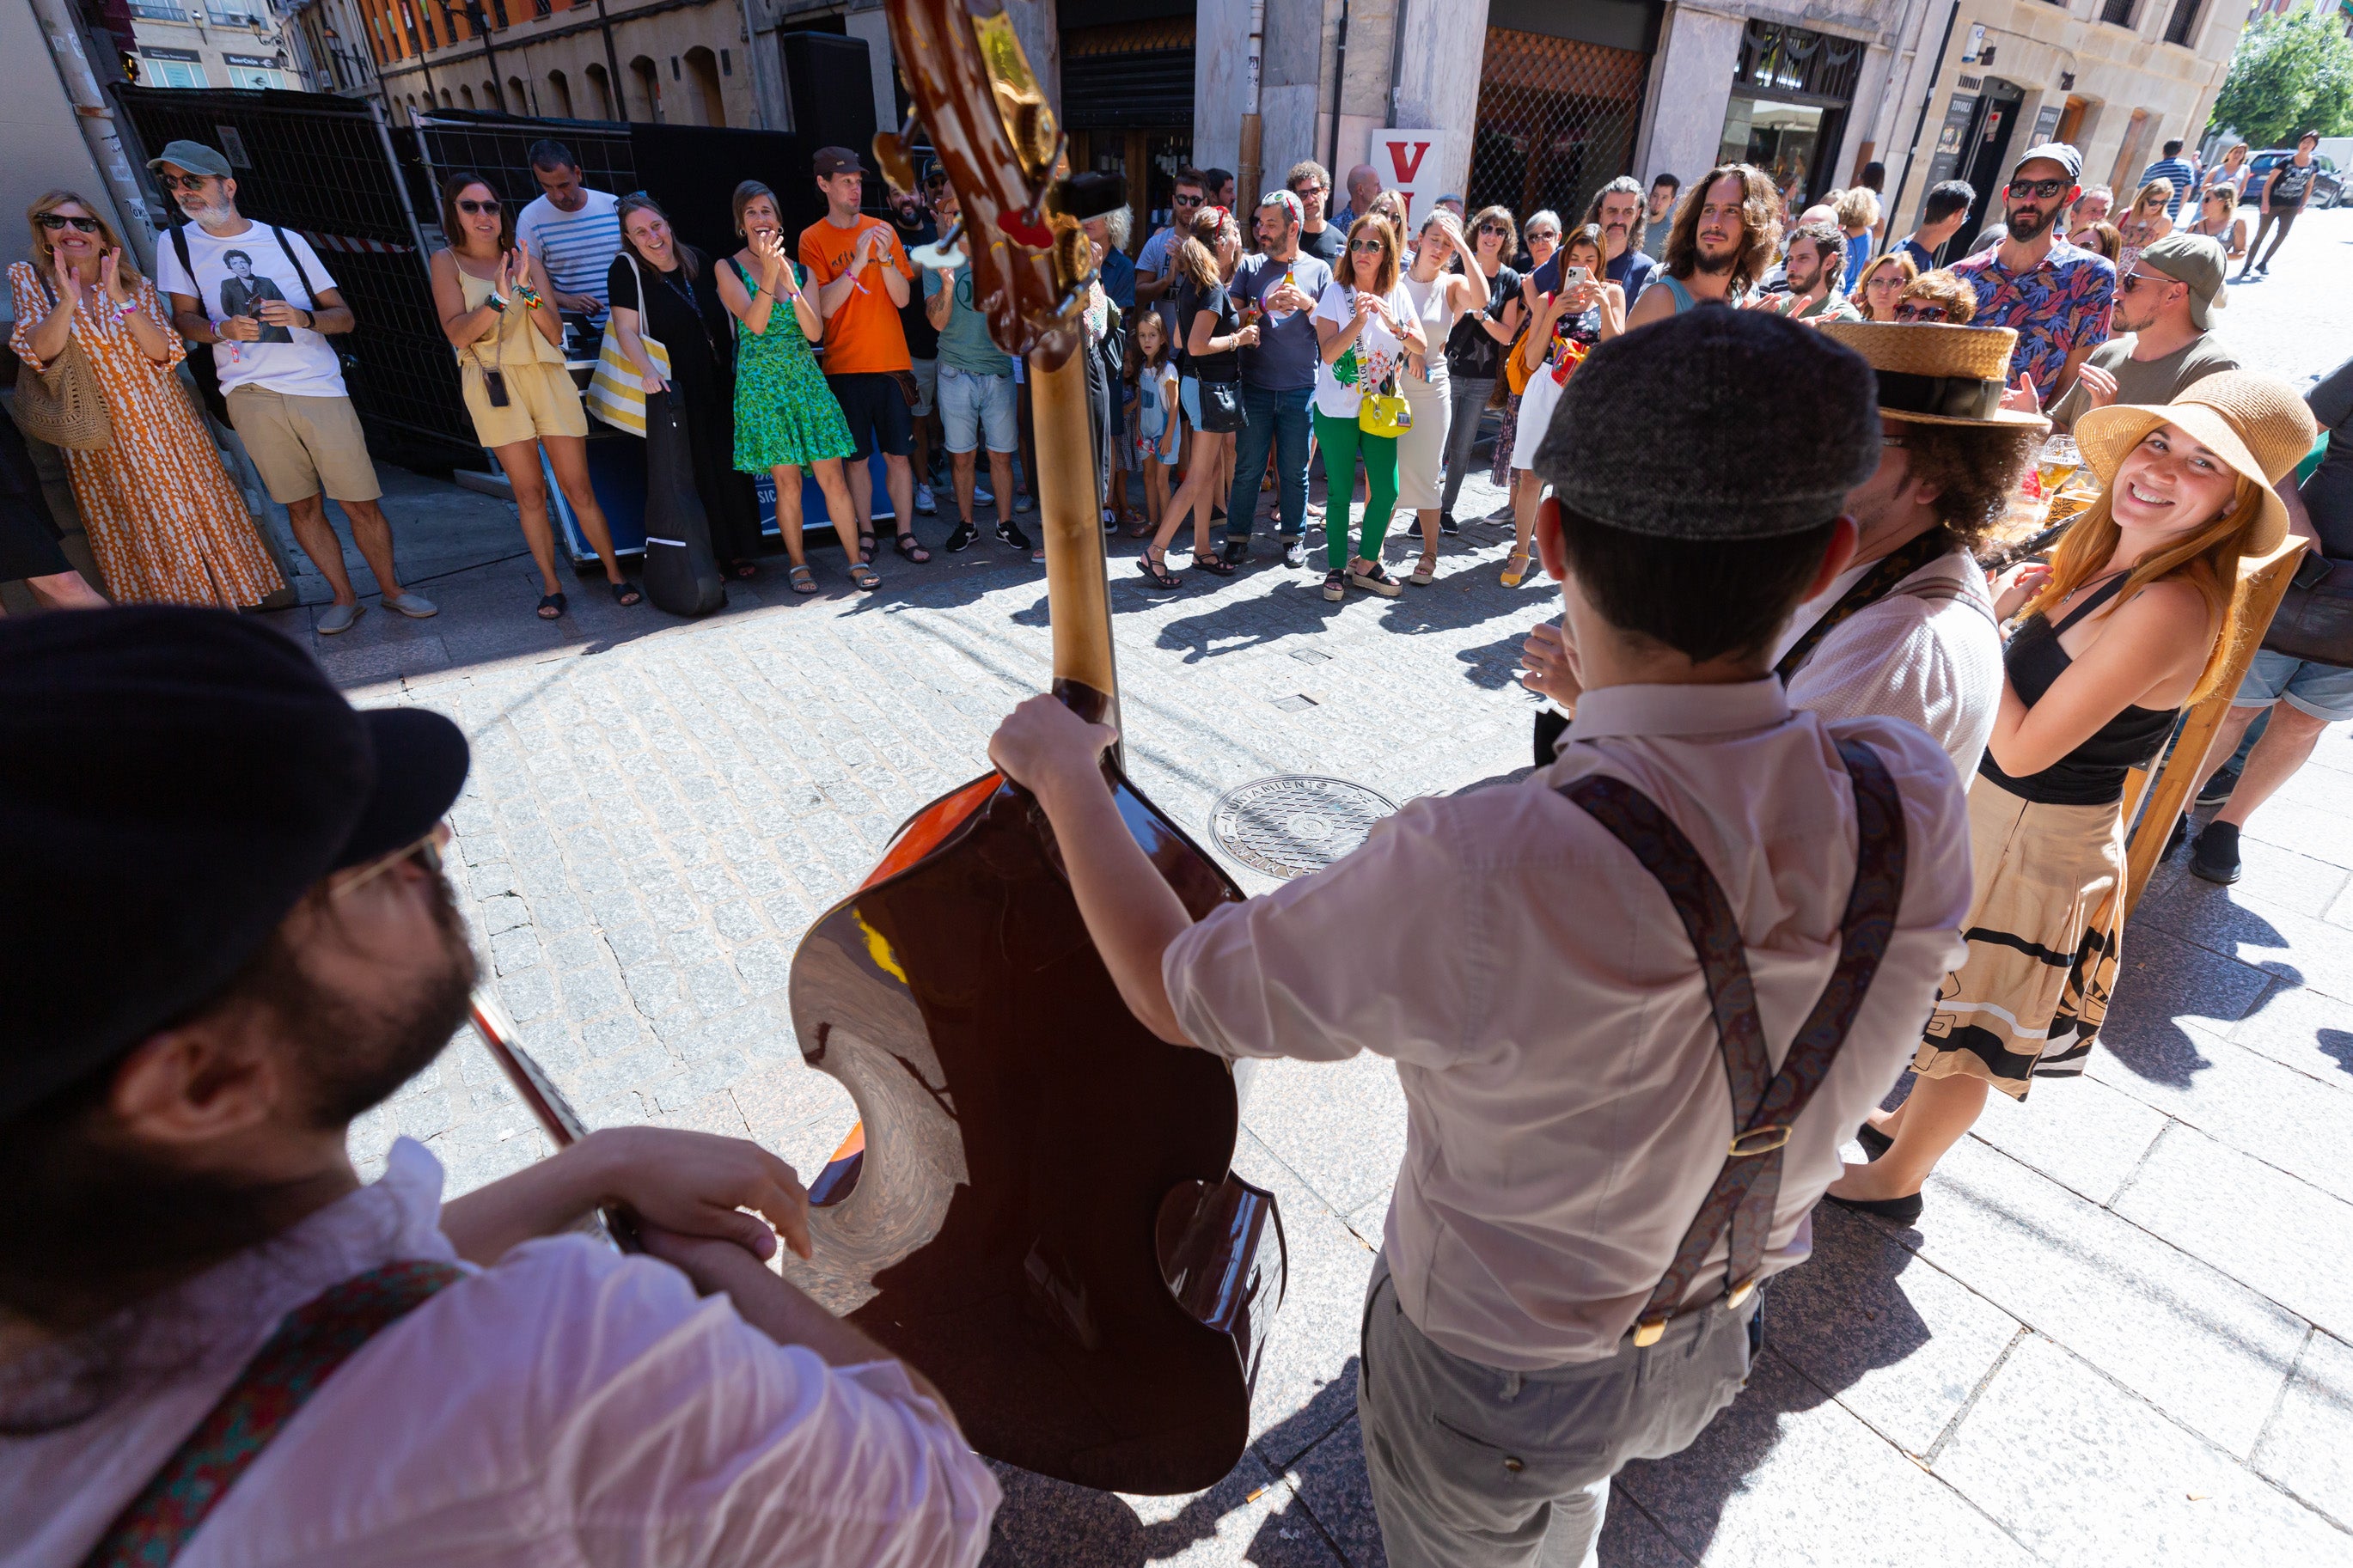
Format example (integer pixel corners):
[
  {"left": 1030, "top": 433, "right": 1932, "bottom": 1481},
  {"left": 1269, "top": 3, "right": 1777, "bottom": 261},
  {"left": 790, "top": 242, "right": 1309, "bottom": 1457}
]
[
  {"left": 938, "top": 363, "right": 1018, "bottom": 454},
  {"left": 1181, "top": 375, "right": 1201, "bottom": 430},
  {"left": 2234, "top": 647, "right": 2353, "bottom": 721},
  {"left": 908, "top": 356, "right": 938, "bottom": 418}
]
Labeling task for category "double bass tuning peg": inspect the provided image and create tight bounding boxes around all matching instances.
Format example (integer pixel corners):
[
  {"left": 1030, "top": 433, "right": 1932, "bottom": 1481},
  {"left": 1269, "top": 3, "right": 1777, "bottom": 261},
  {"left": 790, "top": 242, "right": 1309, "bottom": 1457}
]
[{"left": 873, "top": 117, "right": 924, "bottom": 192}]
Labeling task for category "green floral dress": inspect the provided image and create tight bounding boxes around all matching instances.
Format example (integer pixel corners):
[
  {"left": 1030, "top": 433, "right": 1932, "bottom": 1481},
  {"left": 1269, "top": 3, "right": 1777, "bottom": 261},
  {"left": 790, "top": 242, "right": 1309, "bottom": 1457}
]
[{"left": 728, "top": 256, "right": 855, "bottom": 473}]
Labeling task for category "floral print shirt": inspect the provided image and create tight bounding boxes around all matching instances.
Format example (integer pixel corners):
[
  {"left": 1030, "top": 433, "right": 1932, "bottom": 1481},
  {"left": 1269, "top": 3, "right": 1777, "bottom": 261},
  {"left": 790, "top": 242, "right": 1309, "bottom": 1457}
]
[{"left": 1950, "top": 239, "right": 2115, "bottom": 406}]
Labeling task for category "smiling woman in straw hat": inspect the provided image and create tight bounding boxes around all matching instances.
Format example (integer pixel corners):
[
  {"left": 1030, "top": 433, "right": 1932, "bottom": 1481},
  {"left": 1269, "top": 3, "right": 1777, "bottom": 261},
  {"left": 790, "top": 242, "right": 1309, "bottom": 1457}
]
[{"left": 1829, "top": 370, "right": 2318, "bottom": 1224}]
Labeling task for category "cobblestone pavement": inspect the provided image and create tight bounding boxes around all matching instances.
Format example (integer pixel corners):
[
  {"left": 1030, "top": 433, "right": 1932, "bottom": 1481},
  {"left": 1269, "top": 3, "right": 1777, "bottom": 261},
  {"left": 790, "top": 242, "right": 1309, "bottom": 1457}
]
[{"left": 322, "top": 211, "right": 2353, "bottom": 1565}]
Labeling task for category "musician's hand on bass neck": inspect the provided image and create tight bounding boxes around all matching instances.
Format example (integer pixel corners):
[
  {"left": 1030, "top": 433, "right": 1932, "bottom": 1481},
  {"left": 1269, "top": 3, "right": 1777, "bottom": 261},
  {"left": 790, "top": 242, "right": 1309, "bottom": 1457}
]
[{"left": 988, "top": 692, "right": 1117, "bottom": 805}]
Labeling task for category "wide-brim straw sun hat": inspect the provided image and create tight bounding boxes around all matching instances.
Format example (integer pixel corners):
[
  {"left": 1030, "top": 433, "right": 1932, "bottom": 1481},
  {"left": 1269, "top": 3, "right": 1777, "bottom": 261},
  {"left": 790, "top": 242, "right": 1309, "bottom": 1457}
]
[
  {"left": 2075, "top": 369, "right": 2319, "bottom": 558},
  {"left": 1815, "top": 320, "right": 2050, "bottom": 430}
]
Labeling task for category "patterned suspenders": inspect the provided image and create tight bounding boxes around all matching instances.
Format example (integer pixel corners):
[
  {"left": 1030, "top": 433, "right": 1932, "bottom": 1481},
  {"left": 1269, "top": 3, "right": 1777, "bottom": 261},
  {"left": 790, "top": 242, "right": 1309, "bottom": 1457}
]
[
  {"left": 82, "top": 1259, "right": 463, "bottom": 1567},
  {"left": 1561, "top": 740, "right": 1907, "bottom": 1345}
]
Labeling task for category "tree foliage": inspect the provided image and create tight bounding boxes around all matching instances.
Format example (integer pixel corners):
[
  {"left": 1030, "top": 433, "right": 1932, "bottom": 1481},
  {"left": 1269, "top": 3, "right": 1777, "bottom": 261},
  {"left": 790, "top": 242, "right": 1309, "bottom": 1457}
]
[{"left": 2209, "top": 5, "right": 2353, "bottom": 149}]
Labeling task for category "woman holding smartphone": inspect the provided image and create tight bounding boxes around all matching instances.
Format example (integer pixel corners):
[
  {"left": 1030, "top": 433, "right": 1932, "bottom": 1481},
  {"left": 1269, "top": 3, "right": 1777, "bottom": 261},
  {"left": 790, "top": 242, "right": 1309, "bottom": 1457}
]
[
  {"left": 431, "top": 173, "right": 638, "bottom": 619},
  {"left": 1501, "top": 223, "right": 1623, "bottom": 587},
  {"left": 1828, "top": 375, "right": 2319, "bottom": 1225},
  {"left": 1486, "top": 210, "right": 1559, "bottom": 502},
  {"left": 1311, "top": 214, "right": 1423, "bottom": 601}
]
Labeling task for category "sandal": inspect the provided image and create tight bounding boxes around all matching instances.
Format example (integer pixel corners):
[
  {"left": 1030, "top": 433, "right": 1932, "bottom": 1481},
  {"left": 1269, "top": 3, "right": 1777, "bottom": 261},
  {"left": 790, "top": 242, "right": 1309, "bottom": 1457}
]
[
  {"left": 1500, "top": 547, "right": 1531, "bottom": 589},
  {"left": 1409, "top": 550, "right": 1438, "bottom": 588},
  {"left": 1191, "top": 549, "right": 1237, "bottom": 577},
  {"left": 848, "top": 562, "right": 882, "bottom": 591},
  {"left": 1322, "top": 569, "right": 1347, "bottom": 601},
  {"left": 608, "top": 578, "right": 642, "bottom": 607},
  {"left": 1127, "top": 515, "right": 1157, "bottom": 538},
  {"left": 894, "top": 532, "right": 932, "bottom": 564},
  {"left": 730, "top": 559, "right": 761, "bottom": 581},
  {"left": 786, "top": 564, "right": 817, "bottom": 595},
  {"left": 536, "top": 591, "right": 567, "bottom": 619},
  {"left": 1138, "top": 548, "right": 1183, "bottom": 589},
  {"left": 1349, "top": 559, "right": 1403, "bottom": 597}
]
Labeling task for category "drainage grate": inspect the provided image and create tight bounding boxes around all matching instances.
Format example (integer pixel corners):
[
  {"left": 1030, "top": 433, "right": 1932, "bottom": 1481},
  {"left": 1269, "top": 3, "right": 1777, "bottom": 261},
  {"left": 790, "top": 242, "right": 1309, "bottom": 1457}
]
[{"left": 1208, "top": 775, "right": 1401, "bottom": 880}]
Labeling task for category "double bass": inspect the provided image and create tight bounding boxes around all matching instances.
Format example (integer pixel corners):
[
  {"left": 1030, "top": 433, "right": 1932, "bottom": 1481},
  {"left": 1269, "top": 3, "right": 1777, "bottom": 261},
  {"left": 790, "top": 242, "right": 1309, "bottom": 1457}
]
[{"left": 779, "top": 0, "right": 1287, "bottom": 1496}]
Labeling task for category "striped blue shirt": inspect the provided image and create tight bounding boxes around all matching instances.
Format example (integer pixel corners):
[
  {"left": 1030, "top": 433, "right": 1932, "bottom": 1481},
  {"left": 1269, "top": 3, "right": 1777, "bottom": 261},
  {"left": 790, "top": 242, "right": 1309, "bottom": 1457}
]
[
  {"left": 2139, "top": 158, "right": 2197, "bottom": 219},
  {"left": 515, "top": 188, "right": 623, "bottom": 317}
]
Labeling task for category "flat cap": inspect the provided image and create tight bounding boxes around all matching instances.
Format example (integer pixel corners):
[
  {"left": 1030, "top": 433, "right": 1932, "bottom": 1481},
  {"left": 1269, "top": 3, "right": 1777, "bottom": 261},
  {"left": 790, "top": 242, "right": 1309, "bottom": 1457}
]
[
  {"left": 1532, "top": 308, "right": 1882, "bottom": 539},
  {"left": 0, "top": 608, "right": 470, "bottom": 1120}
]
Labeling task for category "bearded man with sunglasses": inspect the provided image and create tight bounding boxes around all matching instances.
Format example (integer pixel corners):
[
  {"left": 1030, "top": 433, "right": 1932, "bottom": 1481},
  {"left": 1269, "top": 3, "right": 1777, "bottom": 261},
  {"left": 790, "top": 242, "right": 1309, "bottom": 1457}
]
[
  {"left": 1951, "top": 143, "right": 2116, "bottom": 411},
  {"left": 2045, "top": 233, "right": 2239, "bottom": 432},
  {"left": 0, "top": 607, "right": 1001, "bottom": 1566}
]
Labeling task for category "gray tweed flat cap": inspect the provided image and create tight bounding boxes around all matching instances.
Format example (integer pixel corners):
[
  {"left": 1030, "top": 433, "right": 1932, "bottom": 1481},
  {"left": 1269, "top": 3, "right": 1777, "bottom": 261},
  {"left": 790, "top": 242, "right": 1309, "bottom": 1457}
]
[{"left": 1531, "top": 308, "right": 1882, "bottom": 539}]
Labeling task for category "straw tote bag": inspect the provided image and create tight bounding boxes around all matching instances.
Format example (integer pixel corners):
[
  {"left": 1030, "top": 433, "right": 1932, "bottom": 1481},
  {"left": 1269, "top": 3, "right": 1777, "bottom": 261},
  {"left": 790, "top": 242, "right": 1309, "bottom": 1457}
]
[
  {"left": 584, "top": 253, "right": 670, "bottom": 438},
  {"left": 12, "top": 281, "right": 113, "bottom": 451}
]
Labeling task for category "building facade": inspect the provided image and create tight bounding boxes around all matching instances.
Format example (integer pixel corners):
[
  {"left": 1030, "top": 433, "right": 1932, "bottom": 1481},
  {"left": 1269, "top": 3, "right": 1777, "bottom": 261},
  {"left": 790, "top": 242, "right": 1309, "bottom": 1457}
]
[{"left": 128, "top": 0, "right": 295, "bottom": 91}]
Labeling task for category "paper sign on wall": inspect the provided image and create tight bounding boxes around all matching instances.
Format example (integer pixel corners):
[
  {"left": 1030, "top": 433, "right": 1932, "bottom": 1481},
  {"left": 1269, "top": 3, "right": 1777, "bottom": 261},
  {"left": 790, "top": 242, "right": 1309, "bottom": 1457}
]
[{"left": 1370, "top": 130, "right": 1445, "bottom": 224}]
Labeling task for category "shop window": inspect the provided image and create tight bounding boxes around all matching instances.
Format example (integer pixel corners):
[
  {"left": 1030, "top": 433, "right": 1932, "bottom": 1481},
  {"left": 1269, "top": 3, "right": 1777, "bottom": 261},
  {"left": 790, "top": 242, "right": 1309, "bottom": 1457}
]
[{"left": 1717, "top": 21, "right": 1864, "bottom": 208}]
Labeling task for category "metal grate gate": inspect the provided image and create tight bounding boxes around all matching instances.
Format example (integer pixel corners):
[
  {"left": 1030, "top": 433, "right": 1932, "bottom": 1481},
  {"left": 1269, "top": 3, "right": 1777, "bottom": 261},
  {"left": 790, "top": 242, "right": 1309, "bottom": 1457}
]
[
  {"left": 113, "top": 86, "right": 476, "bottom": 462},
  {"left": 1465, "top": 27, "right": 1650, "bottom": 234}
]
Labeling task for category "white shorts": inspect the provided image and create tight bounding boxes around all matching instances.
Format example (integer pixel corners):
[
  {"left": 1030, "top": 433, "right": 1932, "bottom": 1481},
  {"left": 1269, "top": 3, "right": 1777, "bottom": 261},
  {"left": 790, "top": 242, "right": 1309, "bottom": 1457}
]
[{"left": 1510, "top": 367, "right": 1566, "bottom": 474}]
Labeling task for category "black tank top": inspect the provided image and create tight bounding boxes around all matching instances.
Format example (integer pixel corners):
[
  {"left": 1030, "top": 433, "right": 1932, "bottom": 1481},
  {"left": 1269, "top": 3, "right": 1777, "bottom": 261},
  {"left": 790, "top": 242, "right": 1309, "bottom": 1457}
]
[{"left": 1977, "top": 574, "right": 2178, "bottom": 806}]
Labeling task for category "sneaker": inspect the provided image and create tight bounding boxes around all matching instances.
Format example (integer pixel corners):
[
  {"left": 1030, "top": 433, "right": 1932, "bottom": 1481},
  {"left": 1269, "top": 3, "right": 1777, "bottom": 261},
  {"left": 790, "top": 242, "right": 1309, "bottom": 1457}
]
[
  {"left": 2196, "top": 764, "right": 2241, "bottom": 808},
  {"left": 2189, "top": 820, "right": 2243, "bottom": 884},
  {"left": 1015, "top": 490, "right": 1036, "bottom": 513},
  {"left": 1102, "top": 509, "right": 1118, "bottom": 532},
  {"left": 995, "top": 518, "right": 1032, "bottom": 552},
  {"left": 1281, "top": 537, "right": 1310, "bottom": 569},
  {"left": 974, "top": 480, "right": 994, "bottom": 505},
  {"left": 1220, "top": 538, "right": 1250, "bottom": 567},
  {"left": 317, "top": 601, "right": 364, "bottom": 634},
  {"left": 1348, "top": 560, "right": 1403, "bottom": 597},
  {"left": 916, "top": 482, "right": 938, "bottom": 516},
  {"left": 943, "top": 522, "right": 980, "bottom": 553},
  {"left": 382, "top": 590, "right": 439, "bottom": 619},
  {"left": 1322, "top": 570, "right": 1347, "bottom": 601},
  {"left": 1439, "top": 512, "right": 1460, "bottom": 536}
]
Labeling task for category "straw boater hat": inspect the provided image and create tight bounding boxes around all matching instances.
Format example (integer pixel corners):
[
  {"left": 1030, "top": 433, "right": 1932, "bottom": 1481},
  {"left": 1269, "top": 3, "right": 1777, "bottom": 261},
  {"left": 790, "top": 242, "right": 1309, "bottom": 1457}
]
[
  {"left": 2073, "top": 370, "right": 2319, "bottom": 557},
  {"left": 1815, "top": 320, "right": 2050, "bottom": 431}
]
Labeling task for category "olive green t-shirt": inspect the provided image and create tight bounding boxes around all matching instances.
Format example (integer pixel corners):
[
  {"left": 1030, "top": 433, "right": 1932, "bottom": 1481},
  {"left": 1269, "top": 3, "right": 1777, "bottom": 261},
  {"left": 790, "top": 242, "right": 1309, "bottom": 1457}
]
[{"left": 2050, "top": 332, "right": 2240, "bottom": 430}]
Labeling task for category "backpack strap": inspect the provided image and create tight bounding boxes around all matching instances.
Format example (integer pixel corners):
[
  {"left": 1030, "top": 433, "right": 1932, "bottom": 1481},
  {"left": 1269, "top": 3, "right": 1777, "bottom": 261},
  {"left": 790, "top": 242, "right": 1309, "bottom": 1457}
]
[
  {"left": 80, "top": 1259, "right": 462, "bottom": 1567},
  {"left": 1559, "top": 739, "right": 1906, "bottom": 1345},
  {"left": 270, "top": 227, "right": 319, "bottom": 310},
  {"left": 168, "top": 224, "right": 200, "bottom": 313}
]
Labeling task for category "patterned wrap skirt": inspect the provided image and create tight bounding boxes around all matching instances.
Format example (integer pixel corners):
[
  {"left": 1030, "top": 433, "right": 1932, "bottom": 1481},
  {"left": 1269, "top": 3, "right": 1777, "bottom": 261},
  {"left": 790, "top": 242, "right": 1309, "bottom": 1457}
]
[{"left": 1916, "top": 775, "right": 2124, "bottom": 1100}]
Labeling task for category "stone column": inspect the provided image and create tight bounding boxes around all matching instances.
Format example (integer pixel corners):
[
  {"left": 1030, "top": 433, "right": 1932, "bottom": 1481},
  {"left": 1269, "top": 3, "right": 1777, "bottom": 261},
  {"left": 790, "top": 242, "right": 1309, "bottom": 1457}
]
[
  {"left": 1634, "top": 3, "right": 1745, "bottom": 192},
  {"left": 1389, "top": 0, "right": 1491, "bottom": 198}
]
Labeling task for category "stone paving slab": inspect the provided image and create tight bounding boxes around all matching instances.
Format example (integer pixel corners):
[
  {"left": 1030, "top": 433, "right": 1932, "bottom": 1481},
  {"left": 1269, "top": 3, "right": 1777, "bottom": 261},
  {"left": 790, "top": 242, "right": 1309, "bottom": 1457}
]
[{"left": 331, "top": 213, "right": 2353, "bottom": 1563}]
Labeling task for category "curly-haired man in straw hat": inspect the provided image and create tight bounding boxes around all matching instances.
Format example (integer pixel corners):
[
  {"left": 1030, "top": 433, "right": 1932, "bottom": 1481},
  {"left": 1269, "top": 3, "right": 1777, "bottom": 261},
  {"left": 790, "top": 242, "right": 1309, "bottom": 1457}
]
[
  {"left": 981, "top": 308, "right": 1976, "bottom": 1566},
  {"left": 1830, "top": 370, "right": 2319, "bottom": 1225}
]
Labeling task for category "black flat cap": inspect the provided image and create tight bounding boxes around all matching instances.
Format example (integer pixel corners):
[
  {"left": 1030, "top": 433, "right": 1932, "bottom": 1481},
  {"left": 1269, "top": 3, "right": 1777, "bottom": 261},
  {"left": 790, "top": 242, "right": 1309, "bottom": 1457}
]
[
  {"left": 1532, "top": 308, "right": 1882, "bottom": 540},
  {"left": 0, "top": 608, "right": 469, "bottom": 1120}
]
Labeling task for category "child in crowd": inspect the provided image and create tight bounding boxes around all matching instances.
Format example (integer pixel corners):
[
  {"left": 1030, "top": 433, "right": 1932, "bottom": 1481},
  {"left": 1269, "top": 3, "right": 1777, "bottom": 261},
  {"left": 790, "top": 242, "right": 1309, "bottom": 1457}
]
[{"left": 1128, "top": 311, "right": 1180, "bottom": 539}]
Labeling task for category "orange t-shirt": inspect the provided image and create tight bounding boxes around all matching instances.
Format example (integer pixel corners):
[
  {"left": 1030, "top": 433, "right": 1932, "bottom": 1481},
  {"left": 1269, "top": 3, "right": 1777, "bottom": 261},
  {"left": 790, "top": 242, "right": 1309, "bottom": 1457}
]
[{"left": 798, "top": 215, "right": 914, "bottom": 375}]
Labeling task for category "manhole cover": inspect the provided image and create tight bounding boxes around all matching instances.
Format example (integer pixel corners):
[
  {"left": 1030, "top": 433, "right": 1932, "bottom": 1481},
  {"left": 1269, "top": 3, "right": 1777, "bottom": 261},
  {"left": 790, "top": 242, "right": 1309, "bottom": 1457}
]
[{"left": 1209, "top": 775, "right": 1400, "bottom": 880}]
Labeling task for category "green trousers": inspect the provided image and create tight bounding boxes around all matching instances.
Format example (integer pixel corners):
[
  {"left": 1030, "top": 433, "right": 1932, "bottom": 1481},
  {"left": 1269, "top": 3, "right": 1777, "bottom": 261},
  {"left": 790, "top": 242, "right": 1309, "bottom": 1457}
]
[{"left": 1313, "top": 409, "right": 1399, "bottom": 571}]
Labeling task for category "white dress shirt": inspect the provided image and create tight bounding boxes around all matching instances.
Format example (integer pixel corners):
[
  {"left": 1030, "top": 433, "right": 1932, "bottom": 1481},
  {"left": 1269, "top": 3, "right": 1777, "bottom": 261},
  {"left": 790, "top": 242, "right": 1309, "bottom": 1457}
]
[
  {"left": 1165, "top": 680, "right": 1971, "bottom": 1370},
  {"left": 2, "top": 1139, "right": 999, "bottom": 1568},
  {"left": 1772, "top": 545, "right": 2003, "bottom": 782}
]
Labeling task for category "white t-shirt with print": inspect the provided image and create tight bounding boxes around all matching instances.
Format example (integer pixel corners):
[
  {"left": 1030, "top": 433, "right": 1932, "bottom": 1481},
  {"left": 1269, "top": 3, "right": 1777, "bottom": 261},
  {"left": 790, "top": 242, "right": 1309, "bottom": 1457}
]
[
  {"left": 154, "top": 222, "right": 348, "bottom": 399},
  {"left": 1310, "top": 279, "right": 1414, "bottom": 420}
]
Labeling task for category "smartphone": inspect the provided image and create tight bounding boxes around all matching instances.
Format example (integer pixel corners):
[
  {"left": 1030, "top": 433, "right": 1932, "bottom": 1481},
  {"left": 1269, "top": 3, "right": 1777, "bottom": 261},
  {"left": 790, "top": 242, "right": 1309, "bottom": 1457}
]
[
  {"left": 1563, "top": 265, "right": 1592, "bottom": 288},
  {"left": 481, "top": 367, "right": 510, "bottom": 407}
]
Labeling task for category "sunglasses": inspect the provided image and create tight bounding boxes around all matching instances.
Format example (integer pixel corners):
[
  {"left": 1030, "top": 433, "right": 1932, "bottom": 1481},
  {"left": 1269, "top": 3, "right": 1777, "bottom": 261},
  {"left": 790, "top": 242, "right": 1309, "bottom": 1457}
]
[
  {"left": 1893, "top": 302, "right": 1948, "bottom": 322},
  {"left": 1349, "top": 238, "right": 1385, "bottom": 253},
  {"left": 2118, "top": 270, "right": 2172, "bottom": 293},
  {"left": 2006, "top": 177, "right": 2070, "bottom": 200},
  {"left": 331, "top": 821, "right": 451, "bottom": 900},
  {"left": 1526, "top": 229, "right": 1558, "bottom": 242},
  {"left": 38, "top": 213, "right": 101, "bottom": 233},
  {"left": 1173, "top": 192, "right": 1203, "bottom": 206},
  {"left": 158, "top": 173, "right": 217, "bottom": 192},
  {"left": 457, "top": 198, "right": 502, "bottom": 215},
  {"left": 1478, "top": 222, "right": 1507, "bottom": 235}
]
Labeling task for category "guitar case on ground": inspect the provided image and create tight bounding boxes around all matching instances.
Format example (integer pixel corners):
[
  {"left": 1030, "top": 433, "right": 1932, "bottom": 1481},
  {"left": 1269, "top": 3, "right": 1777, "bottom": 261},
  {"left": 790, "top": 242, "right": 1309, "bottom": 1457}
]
[{"left": 640, "top": 390, "right": 725, "bottom": 618}]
